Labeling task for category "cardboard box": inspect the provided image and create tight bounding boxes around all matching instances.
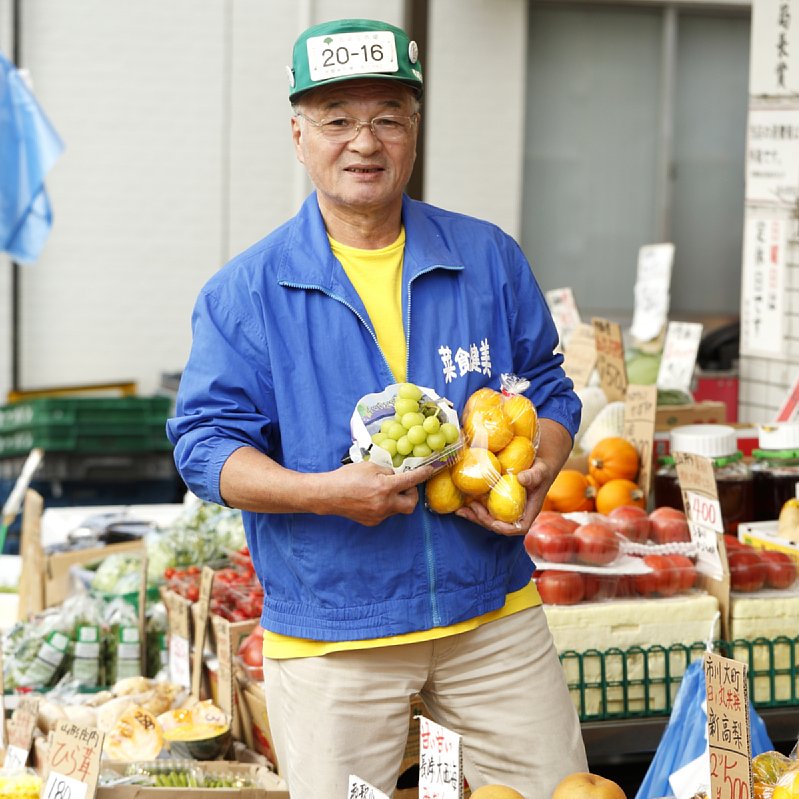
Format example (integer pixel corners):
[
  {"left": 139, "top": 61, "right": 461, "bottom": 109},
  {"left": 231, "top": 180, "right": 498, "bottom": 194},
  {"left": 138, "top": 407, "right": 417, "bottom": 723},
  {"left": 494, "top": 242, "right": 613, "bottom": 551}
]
[
  {"left": 241, "top": 681, "right": 280, "bottom": 772},
  {"left": 96, "top": 761, "right": 288, "bottom": 798},
  {"left": 739, "top": 520, "right": 799, "bottom": 566},
  {"left": 654, "top": 401, "right": 727, "bottom": 431}
]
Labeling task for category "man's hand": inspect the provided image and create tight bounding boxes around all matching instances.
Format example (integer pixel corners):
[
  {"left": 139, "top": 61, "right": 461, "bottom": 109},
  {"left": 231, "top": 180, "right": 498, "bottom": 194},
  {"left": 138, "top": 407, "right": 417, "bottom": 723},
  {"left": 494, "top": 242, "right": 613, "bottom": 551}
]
[{"left": 318, "top": 461, "right": 436, "bottom": 526}]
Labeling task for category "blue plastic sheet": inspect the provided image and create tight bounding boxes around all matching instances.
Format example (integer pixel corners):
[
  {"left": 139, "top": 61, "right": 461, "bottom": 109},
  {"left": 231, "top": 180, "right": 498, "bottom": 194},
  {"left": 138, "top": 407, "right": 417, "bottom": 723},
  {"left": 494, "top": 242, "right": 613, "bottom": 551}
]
[
  {"left": 635, "top": 658, "right": 774, "bottom": 799},
  {"left": 0, "top": 51, "right": 64, "bottom": 263}
]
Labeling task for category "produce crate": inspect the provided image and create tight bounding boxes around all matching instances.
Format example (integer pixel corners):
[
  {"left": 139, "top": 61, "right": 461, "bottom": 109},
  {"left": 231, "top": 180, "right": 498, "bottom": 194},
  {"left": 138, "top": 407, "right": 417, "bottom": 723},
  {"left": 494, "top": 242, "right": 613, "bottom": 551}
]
[
  {"left": 0, "top": 450, "right": 178, "bottom": 482},
  {"left": 0, "top": 395, "right": 172, "bottom": 456},
  {"left": 560, "top": 635, "right": 799, "bottom": 722}
]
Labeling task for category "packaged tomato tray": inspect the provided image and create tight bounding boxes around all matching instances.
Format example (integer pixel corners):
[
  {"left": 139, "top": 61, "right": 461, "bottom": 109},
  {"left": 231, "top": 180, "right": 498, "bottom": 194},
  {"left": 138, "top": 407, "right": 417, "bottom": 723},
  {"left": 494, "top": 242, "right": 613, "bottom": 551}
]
[{"left": 347, "top": 382, "right": 463, "bottom": 474}]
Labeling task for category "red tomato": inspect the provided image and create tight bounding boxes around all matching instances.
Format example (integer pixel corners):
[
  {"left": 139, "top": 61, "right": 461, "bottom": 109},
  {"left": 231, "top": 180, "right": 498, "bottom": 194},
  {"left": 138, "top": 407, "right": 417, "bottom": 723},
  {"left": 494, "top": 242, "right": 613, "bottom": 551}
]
[
  {"left": 642, "top": 554, "right": 681, "bottom": 597},
  {"left": 607, "top": 505, "right": 651, "bottom": 543},
  {"left": 759, "top": 551, "right": 797, "bottom": 589},
  {"left": 536, "top": 570, "right": 585, "bottom": 605},
  {"left": 534, "top": 511, "right": 580, "bottom": 534},
  {"left": 728, "top": 550, "right": 767, "bottom": 592},
  {"left": 648, "top": 507, "right": 691, "bottom": 544},
  {"left": 663, "top": 554, "right": 697, "bottom": 592},
  {"left": 574, "top": 522, "right": 620, "bottom": 566},
  {"left": 238, "top": 626, "right": 265, "bottom": 681},
  {"left": 583, "top": 572, "right": 617, "bottom": 601},
  {"left": 524, "top": 522, "right": 578, "bottom": 564}
]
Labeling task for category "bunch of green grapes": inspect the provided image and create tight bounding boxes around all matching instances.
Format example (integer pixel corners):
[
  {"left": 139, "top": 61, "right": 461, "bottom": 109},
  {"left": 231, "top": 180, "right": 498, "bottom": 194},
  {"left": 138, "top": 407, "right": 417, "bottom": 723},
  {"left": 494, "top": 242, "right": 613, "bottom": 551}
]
[{"left": 371, "top": 382, "right": 460, "bottom": 468}]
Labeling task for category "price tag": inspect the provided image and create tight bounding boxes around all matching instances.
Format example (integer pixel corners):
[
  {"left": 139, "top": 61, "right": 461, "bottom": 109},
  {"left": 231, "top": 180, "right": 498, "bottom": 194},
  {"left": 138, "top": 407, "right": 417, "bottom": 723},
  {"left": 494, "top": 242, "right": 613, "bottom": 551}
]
[
  {"left": 562, "top": 323, "right": 596, "bottom": 389},
  {"left": 656, "top": 321, "right": 704, "bottom": 392},
  {"left": 347, "top": 775, "right": 390, "bottom": 799},
  {"left": 630, "top": 243, "right": 674, "bottom": 342},
  {"left": 623, "top": 384, "right": 658, "bottom": 497},
  {"left": 685, "top": 490, "right": 724, "bottom": 534},
  {"left": 545, "top": 287, "right": 582, "bottom": 349},
  {"left": 166, "top": 590, "right": 192, "bottom": 689},
  {"left": 44, "top": 720, "right": 104, "bottom": 799},
  {"left": 191, "top": 566, "right": 215, "bottom": 699},
  {"left": 4, "top": 695, "right": 39, "bottom": 768},
  {"left": 704, "top": 651, "right": 753, "bottom": 799},
  {"left": 418, "top": 716, "right": 463, "bottom": 799},
  {"left": 592, "top": 317, "right": 627, "bottom": 402}
]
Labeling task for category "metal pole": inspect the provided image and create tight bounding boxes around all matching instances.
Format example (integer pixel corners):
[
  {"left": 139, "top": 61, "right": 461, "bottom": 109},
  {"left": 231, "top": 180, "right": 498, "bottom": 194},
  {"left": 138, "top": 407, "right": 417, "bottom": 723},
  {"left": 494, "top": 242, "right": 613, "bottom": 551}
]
[{"left": 10, "top": 0, "right": 21, "bottom": 395}]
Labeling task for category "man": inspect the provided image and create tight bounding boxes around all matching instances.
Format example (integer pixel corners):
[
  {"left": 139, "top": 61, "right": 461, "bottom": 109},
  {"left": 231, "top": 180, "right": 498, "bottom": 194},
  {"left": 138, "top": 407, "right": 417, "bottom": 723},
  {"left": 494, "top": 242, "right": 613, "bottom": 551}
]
[{"left": 168, "top": 18, "right": 587, "bottom": 798}]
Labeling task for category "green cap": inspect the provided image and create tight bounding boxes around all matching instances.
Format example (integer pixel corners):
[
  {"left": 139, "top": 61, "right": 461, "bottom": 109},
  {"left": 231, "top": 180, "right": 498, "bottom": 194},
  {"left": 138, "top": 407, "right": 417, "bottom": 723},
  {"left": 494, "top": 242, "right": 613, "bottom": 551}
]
[{"left": 287, "top": 18, "right": 423, "bottom": 103}]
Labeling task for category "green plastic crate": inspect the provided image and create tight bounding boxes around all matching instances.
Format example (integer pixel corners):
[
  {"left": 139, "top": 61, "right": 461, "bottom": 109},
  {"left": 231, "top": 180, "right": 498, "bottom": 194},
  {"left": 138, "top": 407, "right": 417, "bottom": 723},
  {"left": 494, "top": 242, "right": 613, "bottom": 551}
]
[
  {"left": 560, "top": 635, "right": 799, "bottom": 722},
  {"left": 0, "top": 396, "right": 172, "bottom": 457}
]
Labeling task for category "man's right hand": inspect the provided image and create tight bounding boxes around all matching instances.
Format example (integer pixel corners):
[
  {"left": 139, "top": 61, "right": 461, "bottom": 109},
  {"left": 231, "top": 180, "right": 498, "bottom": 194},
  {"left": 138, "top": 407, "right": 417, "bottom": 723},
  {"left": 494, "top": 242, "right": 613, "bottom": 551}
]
[{"left": 318, "top": 461, "right": 436, "bottom": 526}]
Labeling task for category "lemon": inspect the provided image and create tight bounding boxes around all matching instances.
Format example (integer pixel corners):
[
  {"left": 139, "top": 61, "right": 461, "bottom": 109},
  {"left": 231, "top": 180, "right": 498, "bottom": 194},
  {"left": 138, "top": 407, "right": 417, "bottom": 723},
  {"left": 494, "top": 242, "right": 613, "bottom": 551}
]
[
  {"left": 425, "top": 467, "right": 465, "bottom": 514},
  {"left": 487, "top": 473, "right": 527, "bottom": 523},
  {"left": 496, "top": 435, "right": 536, "bottom": 474},
  {"left": 502, "top": 394, "right": 538, "bottom": 440},
  {"left": 463, "top": 387, "right": 503, "bottom": 418},
  {"left": 464, "top": 404, "right": 514, "bottom": 453},
  {"left": 451, "top": 447, "right": 502, "bottom": 495}
]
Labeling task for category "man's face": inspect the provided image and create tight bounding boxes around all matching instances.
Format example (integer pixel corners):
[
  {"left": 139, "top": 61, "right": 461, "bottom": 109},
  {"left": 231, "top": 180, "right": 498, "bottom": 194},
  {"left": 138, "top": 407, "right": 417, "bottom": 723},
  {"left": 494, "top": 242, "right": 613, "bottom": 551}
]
[{"left": 291, "top": 80, "right": 419, "bottom": 217}]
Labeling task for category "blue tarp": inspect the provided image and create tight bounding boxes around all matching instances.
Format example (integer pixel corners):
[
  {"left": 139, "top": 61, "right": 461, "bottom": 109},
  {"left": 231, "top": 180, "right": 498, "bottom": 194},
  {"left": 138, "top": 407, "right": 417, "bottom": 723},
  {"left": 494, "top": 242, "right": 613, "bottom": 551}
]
[
  {"left": 635, "top": 658, "right": 774, "bottom": 799},
  {"left": 0, "top": 51, "right": 64, "bottom": 264}
]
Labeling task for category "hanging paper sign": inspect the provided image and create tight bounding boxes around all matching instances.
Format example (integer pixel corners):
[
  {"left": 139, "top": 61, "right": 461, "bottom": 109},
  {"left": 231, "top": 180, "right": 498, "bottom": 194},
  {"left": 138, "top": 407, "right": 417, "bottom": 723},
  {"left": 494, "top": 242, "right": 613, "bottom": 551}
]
[
  {"left": 545, "top": 287, "right": 582, "bottom": 349},
  {"left": 623, "top": 384, "right": 658, "bottom": 497},
  {"left": 347, "top": 775, "right": 391, "bottom": 799},
  {"left": 4, "top": 695, "right": 39, "bottom": 769},
  {"left": 630, "top": 243, "right": 674, "bottom": 342},
  {"left": 703, "top": 651, "right": 753, "bottom": 799},
  {"left": 745, "top": 108, "right": 799, "bottom": 203},
  {"left": 749, "top": 0, "right": 799, "bottom": 97},
  {"left": 418, "top": 716, "right": 463, "bottom": 799},
  {"left": 593, "top": 318, "right": 627, "bottom": 402},
  {"left": 43, "top": 720, "right": 105, "bottom": 799},
  {"left": 656, "top": 321, "right": 703, "bottom": 392},
  {"left": 562, "top": 323, "right": 596, "bottom": 389}
]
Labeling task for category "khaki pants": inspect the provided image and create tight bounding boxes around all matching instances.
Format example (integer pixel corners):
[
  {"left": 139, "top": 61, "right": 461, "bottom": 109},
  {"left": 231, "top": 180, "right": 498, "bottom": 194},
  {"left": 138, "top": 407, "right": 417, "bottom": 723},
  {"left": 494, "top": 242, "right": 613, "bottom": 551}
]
[{"left": 262, "top": 606, "right": 587, "bottom": 798}]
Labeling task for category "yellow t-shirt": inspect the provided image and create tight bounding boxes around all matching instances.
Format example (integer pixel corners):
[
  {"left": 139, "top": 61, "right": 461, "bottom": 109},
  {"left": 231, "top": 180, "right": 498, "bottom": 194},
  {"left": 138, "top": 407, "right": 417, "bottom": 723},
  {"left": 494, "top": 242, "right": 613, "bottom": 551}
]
[{"left": 263, "top": 228, "right": 541, "bottom": 659}]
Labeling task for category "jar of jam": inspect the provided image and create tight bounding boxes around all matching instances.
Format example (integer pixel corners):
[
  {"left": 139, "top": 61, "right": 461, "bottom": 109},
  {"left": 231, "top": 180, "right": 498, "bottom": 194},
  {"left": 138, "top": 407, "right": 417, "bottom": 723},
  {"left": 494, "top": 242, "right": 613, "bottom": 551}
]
[
  {"left": 751, "top": 423, "right": 799, "bottom": 522},
  {"left": 653, "top": 424, "right": 753, "bottom": 534}
]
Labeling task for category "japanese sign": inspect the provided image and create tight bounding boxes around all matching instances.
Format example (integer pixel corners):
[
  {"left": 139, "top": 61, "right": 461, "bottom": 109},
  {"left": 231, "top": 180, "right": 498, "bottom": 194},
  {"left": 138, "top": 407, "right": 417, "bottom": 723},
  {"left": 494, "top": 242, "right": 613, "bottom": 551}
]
[
  {"left": 44, "top": 720, "right": 105, "bottom": 799},
  {"left": 593, "top": 318, "right": 627, "bottom": 402},
  {"left": 545, "top": 287, "right": 582, "bottom": 350},
  {"left": 418, "top": 716, "right": 463, "bottom": 799},
  {"left": 745, "top": 108, "right": 799, "bottom": 204},
  {"left": 4, "top": 695, "right": 39, "bottom": 769},
  {"left": 656, "top": 321, "right": 703, "bottom": 393},
  {"left": 191, "top": 566, "right": 216, "bottom": 699},
  {"left": 630, "top": 243, "right": 674, "bottom": 343},
  {"left": 347, "top": 775, "right": 390, "bottom": 799},
  {"left": 750, "top": 0, "right": 799, "bottom": 96},
  {"left": 562, "top": 323, "right": 597, "bottom": 389},
  {"left": 623, "top": 384, "right": 658, "bottom": 497},
  {"left": 740, "top": 215, "right": 786, "bottom": 357},
  {"left": 703, "top": 652, "right": 753, "bottom": 799},
  {"left": 166, "top": 589, "right": 192, "bottom": 689},
  {"left": 674, "top": 452, "right": 725, "bottom": 581}
]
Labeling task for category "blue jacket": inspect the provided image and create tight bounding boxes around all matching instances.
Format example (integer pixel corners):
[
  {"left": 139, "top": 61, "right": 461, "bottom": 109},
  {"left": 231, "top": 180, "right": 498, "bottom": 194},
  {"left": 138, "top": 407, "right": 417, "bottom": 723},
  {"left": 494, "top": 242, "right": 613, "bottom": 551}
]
[{"left": 167, "top": 193, "right": 581, "bottom": 641}]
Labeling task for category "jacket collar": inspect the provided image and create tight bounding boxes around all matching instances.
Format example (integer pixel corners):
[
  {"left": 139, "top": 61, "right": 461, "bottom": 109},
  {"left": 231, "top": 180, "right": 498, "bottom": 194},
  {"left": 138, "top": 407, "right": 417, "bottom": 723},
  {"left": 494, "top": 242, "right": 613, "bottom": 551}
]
[{"left": 276, "top": 193, "right": 463, "bottom": 291}]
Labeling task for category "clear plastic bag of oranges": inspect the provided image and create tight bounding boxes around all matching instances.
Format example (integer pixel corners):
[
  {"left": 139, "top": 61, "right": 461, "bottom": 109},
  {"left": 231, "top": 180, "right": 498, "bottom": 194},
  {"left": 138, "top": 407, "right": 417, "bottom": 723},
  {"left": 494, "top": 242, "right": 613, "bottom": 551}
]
[{"left": 425, "top": 373, "right": 539, "bottom": 524}]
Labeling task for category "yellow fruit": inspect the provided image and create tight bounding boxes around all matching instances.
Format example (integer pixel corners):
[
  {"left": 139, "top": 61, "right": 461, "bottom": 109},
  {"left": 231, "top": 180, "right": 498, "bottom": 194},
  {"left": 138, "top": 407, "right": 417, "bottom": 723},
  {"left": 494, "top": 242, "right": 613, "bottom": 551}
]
[
  {"left": 451, "top": 447, "right": 502, "bottom": 496},
  {"left": 425, "top": 467, "right": 466, "bottom": 514},
  {"left": 502, "top": 393, "right": 538, "bottom": 440},
  {"left": 496, "top": 435, "right": 536, "bottom": 474},
  {"left": 463, "top": 387, "right": 503, "bottom": 418},
  {"left": 487, "top": 473, "right": 527, "bottom": 523},
  {"left": 469, "top": 785, "right": 526, "bottom": 799},
  {"left": 464, "top": 404, "right": 514, "bottom": 452}
]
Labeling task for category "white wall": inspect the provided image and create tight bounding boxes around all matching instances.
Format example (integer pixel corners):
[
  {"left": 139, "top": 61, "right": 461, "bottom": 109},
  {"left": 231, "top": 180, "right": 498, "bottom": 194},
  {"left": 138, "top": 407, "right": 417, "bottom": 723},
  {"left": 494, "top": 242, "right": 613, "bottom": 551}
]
[{"left": 0, "top": 0, "right": 415, "bottom": 402}]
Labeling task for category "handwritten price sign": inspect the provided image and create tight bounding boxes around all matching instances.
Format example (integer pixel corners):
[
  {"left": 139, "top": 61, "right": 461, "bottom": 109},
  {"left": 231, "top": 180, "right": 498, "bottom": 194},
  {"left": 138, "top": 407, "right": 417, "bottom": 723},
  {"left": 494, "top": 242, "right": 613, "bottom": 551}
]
[
  {"left": 418, "top": 716, "right": 463, "bottom": 799},
  {"left": 44, "top": 720, "right": 104, "bottom": 799},
  {"left": 592, "top": 318, "right": 627, "bottom": 402},
  {"left": 704, "top": 652, "right": 753, "bottom": 799},
  {"left": 347, "top": 775, "right": 390, "bottom": 799}
]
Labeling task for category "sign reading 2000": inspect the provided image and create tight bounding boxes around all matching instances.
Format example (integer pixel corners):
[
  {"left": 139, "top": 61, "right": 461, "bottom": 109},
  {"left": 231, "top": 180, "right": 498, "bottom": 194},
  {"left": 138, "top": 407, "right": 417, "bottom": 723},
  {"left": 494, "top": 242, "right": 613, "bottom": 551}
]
[{"left": 307, "top": 31, "right": 399, "bottom": 80}]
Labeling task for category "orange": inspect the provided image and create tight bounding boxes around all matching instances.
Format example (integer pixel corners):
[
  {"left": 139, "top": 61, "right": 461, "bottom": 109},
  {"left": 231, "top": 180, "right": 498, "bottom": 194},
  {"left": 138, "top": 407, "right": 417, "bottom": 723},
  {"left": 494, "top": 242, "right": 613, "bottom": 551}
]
[
  {"left": 502, "top": 394, "right": 538, "bottom": 440},
  {"left": 469, "top": 786, "right": 526, "bottom": 799},
  {"left": 464, "top": 405, "right": 514, "bottom": 453},
  {"left": 487, "top": 474, "right": 527, "bottom": 523},
  {"left": 451, "top": 447, "right": 502, "bottom": 496},
  {"left": 496, "top": 436, "right": 536, "bottom": 474},
  {"left": 425, "top": 467, "right": 465, "bottom": 514}
]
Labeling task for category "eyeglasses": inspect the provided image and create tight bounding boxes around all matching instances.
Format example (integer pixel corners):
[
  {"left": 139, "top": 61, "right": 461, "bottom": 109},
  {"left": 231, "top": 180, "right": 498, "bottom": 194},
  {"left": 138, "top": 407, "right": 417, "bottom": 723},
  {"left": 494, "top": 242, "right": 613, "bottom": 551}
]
[{"left": 295, "top": 112, "right": 418, "bottom": 143}]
